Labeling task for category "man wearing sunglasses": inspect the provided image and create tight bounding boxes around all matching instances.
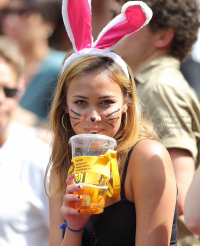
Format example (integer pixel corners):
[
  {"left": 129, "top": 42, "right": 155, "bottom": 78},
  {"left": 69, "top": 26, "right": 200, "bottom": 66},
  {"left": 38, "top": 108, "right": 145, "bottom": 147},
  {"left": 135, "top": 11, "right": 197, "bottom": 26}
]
[{"left": 0, "top": 36, "right": 50, "bottom": 246}]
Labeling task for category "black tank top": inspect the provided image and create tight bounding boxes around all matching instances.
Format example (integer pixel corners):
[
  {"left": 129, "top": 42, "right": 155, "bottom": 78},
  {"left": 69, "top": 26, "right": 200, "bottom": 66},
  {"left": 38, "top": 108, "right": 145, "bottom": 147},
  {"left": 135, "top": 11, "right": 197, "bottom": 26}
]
[{"left": 63, "top": 143, "right": 178, "bottom": 245}]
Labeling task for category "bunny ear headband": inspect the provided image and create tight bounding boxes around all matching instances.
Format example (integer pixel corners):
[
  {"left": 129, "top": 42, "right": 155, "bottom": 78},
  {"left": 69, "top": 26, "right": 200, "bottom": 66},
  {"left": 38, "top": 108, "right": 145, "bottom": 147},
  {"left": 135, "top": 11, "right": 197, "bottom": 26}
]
[{"left": 62, "top": 0, "right": 153, "bottom": 78}]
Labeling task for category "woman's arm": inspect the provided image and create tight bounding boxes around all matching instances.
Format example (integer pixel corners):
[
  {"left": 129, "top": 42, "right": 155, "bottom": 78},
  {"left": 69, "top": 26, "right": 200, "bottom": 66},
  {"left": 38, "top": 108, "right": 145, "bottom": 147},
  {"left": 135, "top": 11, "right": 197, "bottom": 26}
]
[
  {"left": 184, "top": 164, "right": 200, "bottom": 235},
  {"left": 49, "top": 174, "right": 91, "bottom": 246},
  {"left": 129, "top": 140, "right": 177, "bottom": 246}
]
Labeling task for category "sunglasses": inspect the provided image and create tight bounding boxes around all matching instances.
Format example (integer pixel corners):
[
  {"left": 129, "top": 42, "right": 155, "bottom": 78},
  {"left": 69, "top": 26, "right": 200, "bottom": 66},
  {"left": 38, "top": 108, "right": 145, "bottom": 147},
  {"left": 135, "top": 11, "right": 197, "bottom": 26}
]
[
  {"left": 0, "top": 86, "right": 19, "bottom": 98},
  {"left": 0, "top": 8, "right": 33, "bottom": 17}
]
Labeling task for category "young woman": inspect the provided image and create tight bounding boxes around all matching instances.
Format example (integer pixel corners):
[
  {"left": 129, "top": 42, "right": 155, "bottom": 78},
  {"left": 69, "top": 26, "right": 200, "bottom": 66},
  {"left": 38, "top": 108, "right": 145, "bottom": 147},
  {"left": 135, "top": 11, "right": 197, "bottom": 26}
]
[{"left": 46, "top": 1, "right": 178, "bottom": 245}]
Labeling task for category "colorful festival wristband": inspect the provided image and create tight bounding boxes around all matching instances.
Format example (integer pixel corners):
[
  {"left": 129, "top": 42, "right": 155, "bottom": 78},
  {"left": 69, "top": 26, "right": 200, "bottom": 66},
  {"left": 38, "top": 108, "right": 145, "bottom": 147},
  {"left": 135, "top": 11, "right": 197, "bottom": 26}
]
[{"left": 60, "top": 222, "right": 88, "bottom": 232}]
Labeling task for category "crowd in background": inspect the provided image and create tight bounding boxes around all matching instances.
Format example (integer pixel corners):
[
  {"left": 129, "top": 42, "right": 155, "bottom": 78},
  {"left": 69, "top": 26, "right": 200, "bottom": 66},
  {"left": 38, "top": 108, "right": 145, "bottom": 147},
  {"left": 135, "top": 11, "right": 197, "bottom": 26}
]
[{"left": 0, "top": 0, "right": 199, "bottom": 246}]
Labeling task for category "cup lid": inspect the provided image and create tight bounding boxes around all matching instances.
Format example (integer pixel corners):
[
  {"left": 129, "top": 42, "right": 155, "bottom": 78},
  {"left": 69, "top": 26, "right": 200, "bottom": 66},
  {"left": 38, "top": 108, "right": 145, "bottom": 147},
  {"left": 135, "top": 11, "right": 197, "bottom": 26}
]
[{"left": 68, "top": 134, "right": 117, "bottom": 148}]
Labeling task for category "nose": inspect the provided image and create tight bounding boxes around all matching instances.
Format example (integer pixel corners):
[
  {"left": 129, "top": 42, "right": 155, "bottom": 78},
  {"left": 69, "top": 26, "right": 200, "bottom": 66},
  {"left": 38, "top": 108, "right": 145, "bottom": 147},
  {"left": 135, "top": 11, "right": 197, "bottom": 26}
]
[{"left": 85, "top": 108, "right": 101, "bottom": 123}]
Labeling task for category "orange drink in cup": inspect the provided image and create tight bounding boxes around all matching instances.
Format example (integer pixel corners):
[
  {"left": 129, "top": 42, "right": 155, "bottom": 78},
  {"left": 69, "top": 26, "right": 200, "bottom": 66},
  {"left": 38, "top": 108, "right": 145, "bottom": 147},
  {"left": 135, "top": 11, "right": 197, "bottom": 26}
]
[
  {"left": 73, "top": 183, "right": 107, "bottom": 214},
  {"left": 68, "top": 134, "right": 119, "bottom": 214}
]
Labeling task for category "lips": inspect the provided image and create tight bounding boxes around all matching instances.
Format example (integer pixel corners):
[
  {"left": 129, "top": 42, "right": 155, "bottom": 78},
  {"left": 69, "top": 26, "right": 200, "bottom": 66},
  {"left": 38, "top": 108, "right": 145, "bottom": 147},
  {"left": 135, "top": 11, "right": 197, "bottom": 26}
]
[{"left": 85, "top": 129, "right": 103, "bottom": 134}]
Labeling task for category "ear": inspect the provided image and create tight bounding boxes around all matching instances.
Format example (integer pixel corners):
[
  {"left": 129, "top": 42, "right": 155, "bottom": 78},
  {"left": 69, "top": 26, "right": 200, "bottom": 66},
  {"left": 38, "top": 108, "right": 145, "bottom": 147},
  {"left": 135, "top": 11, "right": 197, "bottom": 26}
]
[
  {"left": 93, "top": 2, "right": 152, "bottom": 50},
  {"left": 154, "top": 28, "right": 174, "bottom": 48},
  {"left": 16, "top": 75, "right": 26, "bottom": 100},
  {"left": 122, "top": 102, "right": 128, "bottom": 114},
  {"left": 62, "top": 0, "right": 92, "bottom": 52}
]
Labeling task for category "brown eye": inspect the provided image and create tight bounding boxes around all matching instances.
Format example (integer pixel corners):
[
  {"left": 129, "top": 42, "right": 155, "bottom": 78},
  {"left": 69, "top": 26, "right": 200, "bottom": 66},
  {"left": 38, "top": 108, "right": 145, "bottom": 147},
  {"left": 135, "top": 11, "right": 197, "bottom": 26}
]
[
  {"left": 74, "top": 100, "right": 87, "bottom": 105},
  {"left": 101, "top": 100, "right": 114, "bottom": 105}
]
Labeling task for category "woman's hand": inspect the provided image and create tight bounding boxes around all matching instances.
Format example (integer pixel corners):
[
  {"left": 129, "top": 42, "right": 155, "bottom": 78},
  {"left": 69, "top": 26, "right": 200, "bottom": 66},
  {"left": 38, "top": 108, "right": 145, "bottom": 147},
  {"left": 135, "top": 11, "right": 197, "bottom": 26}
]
[{"left": 61, "top": 173, "right": 91, "bottom": 231}]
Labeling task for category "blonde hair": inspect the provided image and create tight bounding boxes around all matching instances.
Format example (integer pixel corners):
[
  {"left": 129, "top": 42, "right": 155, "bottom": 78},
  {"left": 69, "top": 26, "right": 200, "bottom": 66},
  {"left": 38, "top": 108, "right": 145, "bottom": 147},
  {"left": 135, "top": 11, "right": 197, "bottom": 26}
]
[{"left": 45, "top": 51, "right": 159, "bottom": 197}]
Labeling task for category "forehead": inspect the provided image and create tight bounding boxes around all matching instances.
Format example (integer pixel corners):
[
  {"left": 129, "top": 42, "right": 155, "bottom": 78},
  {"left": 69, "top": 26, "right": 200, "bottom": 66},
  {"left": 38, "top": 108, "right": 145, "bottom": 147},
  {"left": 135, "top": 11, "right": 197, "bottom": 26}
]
[
  {"left": 8, "top": 0, "right": 27, "bottom": 8},
  {"left": 68, "top": 71, "right": 123, "bottom": 96},
  {"left": 0, "top": 58, "right": 18, "bottom": 87}
]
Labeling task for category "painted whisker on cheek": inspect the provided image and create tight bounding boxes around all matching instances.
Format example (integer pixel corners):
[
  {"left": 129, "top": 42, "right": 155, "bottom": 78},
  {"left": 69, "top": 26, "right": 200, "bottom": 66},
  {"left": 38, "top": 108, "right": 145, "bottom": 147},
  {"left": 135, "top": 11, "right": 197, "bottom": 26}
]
[
  {"left": 74, "top": 122, "right": 80, "bottom": 127},
  {"left": 106, "top": 108, "right": 120, "bottom": 117},
  {"left": 105, "top": 121, "right": 115, "bottom": 129},
  {"left": 106, "top": 117, "right": 120, "bottom": 121},
  {"left": 70, "top": 116, "right": 80, "bottom": 120},
  {"left": 70, "top": 109, "right": 81, "bottom": 116}
]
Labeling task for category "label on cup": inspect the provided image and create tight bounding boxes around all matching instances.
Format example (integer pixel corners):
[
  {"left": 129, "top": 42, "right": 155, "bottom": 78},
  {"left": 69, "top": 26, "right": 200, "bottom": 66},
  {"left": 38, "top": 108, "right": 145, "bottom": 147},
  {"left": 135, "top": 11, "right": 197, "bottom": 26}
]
[
  {"left": 72, "top": 156, "right": 111, "bottom": 178},
  {"left": 68, "top": 150, "right": 120, "bottom": 197},
  {"left": 74, "top": 173, "right": 109, "bottom": 186}
]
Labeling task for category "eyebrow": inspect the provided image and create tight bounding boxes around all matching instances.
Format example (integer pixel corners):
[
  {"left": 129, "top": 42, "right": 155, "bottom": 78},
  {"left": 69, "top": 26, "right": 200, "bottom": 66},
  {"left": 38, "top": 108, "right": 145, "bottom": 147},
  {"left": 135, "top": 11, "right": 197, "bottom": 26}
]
[
  {"left": 73, "top": 95, "right": 89, "bottom": 99},
  {"left": 73, "top": 95, "right": 115, "bottom": 99},
  {"left": 98, "top": 96, "right": 115, "bottom": 99}
]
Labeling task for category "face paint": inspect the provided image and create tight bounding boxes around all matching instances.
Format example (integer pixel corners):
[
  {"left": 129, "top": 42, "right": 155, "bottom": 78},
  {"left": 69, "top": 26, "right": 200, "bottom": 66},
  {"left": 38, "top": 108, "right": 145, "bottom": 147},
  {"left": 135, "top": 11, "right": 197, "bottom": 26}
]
[
  {"left": 105, "top": 121, "right": 116, "bottom": 129},
  {"left": 106, "top": 117, "right": 120, "bottom": 121},
  {"left": 74, "top": 122, "right": 80, "bottom": 127},
  {"left": 105, "top": 109, "right": 121, "bottom": 129},
  {"left": 70, "top": 109, "right": 81, "bottom": 127},
  {"left": 106, "top": 108, "right": 120, "bottom": 117},
  {"left": 70, "top": 109, "right": 81, "bottom": 116},
  {"left": 70, "top": 116, "right": 80, "bottom": 120}
]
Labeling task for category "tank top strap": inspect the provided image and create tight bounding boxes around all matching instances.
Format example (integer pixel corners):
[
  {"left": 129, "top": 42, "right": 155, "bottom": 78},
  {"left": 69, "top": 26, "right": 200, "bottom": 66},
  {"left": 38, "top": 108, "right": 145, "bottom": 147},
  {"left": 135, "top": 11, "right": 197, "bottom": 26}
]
[{"left": 121, "top": 140, "right": 143, "bottom": 200}]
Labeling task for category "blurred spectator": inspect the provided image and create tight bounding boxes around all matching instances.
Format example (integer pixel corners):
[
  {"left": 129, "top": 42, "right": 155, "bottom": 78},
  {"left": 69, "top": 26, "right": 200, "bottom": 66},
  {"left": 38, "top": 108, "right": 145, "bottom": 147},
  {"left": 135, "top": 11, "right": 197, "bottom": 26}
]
[
  {"left": 1, "top": 0, "right": 66, "bottom": 120},
  {"left": 180, "top": 0, "right": 200, "bottom": 99},
  {"left": 48, "top": 0, "right": 71, "bottom": 52},
  {"left": 92, "top": 0, "right": 121, "bottom": 40},
  {"left": 184, "top": 164, "right": 200, "bottom": 235},
  {"left": 181, "top": 27, "right": 200, "bottom": 99},
  {"left": 115, "top": 0, "right": 200, "bottom": 245},
  {"left": 0, "top": 35, "right": 50, "bottom": 246}
]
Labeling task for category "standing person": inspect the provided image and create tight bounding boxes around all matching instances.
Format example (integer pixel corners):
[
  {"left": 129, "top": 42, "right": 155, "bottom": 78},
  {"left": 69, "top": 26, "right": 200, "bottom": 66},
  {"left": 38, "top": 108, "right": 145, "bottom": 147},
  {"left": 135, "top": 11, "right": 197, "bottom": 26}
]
[
  {"left": 0, "top": 36, "right": 50, "bottom": 246},
  {"left": 46, "top": 1, "right": 178, "bottom": 246},
  {"left": 115, "top": 0, "right": 200, "bottom": 245},
  {"left": 1, "top": 0, "right": 66, "bottom": 120}
]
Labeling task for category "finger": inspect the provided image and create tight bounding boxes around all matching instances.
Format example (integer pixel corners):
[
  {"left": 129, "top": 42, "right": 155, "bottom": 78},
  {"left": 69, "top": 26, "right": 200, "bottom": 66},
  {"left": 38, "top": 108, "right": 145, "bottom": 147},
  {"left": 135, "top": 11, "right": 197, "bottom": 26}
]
[
  {"left": 66, "top": 173, "right": 75, "bottom": 185},
  {"left": 66, "top": 183, "right": 82, "bottom": 194},
  {"left": 63, "top": 194, "right": 82, "bottom": 207},
  {"left": 61, "top": 206, "right": 82, "bottom": 216}
]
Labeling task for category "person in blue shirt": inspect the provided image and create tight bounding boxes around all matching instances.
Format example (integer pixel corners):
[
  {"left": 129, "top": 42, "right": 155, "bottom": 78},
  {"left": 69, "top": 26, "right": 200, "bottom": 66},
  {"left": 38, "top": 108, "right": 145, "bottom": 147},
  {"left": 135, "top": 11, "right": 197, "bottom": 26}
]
[{"left": 1, "top": 0, "right": 66, "bottom": 120}]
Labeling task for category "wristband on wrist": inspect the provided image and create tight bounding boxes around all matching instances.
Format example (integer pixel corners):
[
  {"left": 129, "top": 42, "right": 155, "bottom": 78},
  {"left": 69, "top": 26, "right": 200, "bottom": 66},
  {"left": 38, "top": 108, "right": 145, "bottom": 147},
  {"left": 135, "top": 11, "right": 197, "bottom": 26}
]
[{"left": 60, "top": 221, "right": 88, "bottom": 232}]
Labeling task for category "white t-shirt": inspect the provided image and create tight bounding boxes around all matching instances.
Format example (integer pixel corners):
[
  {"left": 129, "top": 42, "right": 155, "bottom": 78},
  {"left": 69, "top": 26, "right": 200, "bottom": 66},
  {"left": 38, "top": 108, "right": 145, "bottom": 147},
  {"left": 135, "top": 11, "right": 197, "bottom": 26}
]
[{"left": 0, "top": 124, "right": 51, "bottom": 246}]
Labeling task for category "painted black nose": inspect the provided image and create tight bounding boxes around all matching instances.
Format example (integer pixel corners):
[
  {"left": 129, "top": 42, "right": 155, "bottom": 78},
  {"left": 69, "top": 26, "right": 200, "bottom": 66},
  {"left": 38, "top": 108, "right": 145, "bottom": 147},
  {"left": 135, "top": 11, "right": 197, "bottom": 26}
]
[{"left": 90, "top": 117, "right": 96, "bottom": 122}]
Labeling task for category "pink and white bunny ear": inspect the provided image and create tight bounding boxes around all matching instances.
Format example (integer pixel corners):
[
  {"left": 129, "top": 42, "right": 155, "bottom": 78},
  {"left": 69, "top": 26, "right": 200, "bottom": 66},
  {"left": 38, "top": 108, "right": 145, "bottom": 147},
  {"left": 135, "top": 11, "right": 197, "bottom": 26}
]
[
  {"left": 93, "top": 1, "right": 152, "bottom": 50},
  {"left": 62, "top": 0, "right": 92, "bottom": 52}
]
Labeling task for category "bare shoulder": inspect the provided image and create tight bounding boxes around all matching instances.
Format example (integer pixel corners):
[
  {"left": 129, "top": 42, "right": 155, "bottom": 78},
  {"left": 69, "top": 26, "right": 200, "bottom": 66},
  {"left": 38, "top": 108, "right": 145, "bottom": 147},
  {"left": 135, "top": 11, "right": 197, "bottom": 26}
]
[
  {"left": 129, "top": 139, "right": 174, "bottom": 179},
  {"left": 127, "top": 139, "right": 176, "bottom": 204},
  {"left": 131, "top": 139, "right": 171, "bottom": 166}
]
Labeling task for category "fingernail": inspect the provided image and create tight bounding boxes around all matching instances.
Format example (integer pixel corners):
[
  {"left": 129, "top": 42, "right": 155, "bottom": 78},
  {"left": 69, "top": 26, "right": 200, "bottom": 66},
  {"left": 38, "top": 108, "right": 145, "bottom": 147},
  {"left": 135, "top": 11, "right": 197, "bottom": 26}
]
[
  {"left": 78, "top": 210, "right": 81, "bottom": 214},
  {"left": 78, "top": 185, "right": 82, "bottom": 189},
  {"left": 77, "top": 195, "right": 82, "bottom": 199}
]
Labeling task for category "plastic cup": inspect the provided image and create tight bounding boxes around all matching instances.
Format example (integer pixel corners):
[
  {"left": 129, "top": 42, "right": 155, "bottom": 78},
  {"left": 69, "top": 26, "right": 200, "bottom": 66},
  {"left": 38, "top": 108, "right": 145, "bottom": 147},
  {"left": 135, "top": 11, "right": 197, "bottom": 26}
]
[{"left": 69, "top": 134, "right": 117, "bottom": 214}]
